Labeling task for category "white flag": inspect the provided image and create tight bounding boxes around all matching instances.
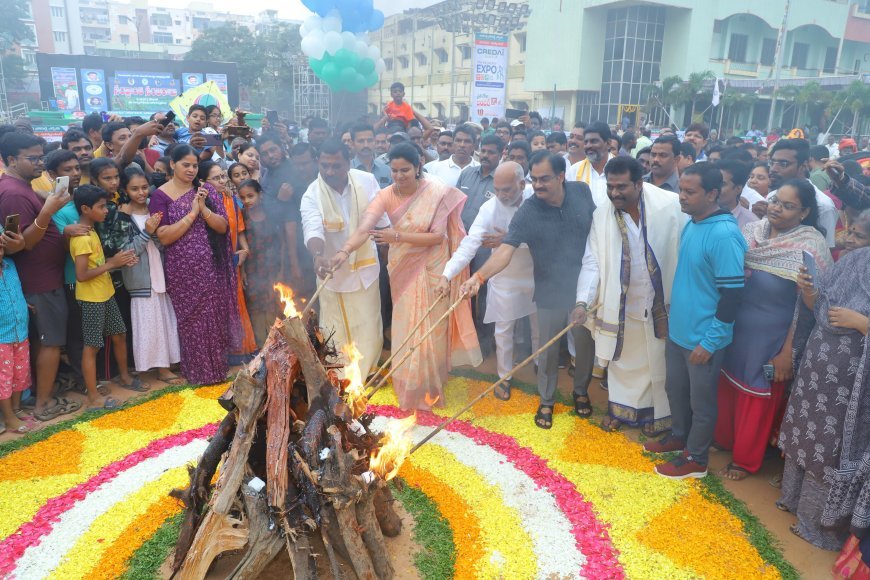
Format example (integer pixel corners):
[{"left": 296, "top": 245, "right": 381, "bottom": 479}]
[{"left": 712, "top": 78, "right": 721, "bottom": 107}]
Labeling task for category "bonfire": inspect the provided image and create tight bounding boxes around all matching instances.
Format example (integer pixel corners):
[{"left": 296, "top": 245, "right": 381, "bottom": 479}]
[{"left": 171, "top": 284, "right": 407, "bottom": 579}]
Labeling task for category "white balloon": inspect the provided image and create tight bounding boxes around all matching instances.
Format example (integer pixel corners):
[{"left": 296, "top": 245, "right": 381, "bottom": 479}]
[
  {"left": 366, "top": 45, "right": 381, "bottom": 61},
  {"left": 322, "top": 12, "right": 342, "bottom": 33},
  {"left": 304, "top": 13, "right": 323, "bottom": 32},
  {"left": 323, "top": 31, "right": 343, "bottom": 56},
  {"left": 375, "top": 58, "right": 386, "bottom": 74},
  {"left": 341, "top": 31, "right": 356, "bottom": 51},
  {"left": 354, "top": 40, "right": 369, "bottom": 58},
  {"left": 301, "top": 34, "right": 326, "bottom": 60},
  {"left": 355, "top": 32, "right": 369, "bottom": 43}
]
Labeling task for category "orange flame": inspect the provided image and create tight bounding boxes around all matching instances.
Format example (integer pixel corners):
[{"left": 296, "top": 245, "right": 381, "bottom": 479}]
[
  {"left": 273, "top": 283, "right": 300, "bottom": 318},
  {"left": 370, "top": 414, "right": 416, "bottom": 481},
  {"left": 424, "top": 392, "right": 440, "bottom": 407},
  {"left": 341, "top": 343, "right": 368, "bottom": 418}
]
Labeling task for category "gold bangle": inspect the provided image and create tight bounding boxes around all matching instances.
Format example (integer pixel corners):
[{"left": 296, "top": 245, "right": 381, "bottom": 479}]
[
  {"left": 33, "top": 218, "right": 48, "bottom": 230},
  {"left": 204, "top": 209, "right": 213, "bottom": 219}
]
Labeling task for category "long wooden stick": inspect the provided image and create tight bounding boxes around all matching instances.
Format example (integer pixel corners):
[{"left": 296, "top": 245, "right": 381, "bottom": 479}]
[
  {"left": 366, "top": 294, "right": 466, "bottom": 398},
  {"left": 410, "top": 303, "right": 601, "bottom": 454},
  {"left": 363, "top": 293, "right": 446, "bottom": 389},
  {"left": 301, "top": 272, "right": 334, "bottom": 318}
]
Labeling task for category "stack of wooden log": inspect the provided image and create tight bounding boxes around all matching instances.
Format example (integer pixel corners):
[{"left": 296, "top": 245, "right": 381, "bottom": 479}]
[{"left": 171, "top": 314, "right": 402, "bottom": 580}]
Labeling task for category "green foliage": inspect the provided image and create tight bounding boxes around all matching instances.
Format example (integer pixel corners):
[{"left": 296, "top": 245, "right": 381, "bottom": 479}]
[
  {"left": 0, "top": 0, "right": 34, "bottom": 51},
  {"left": 121, "top": 513, "right": 183, "bottom": 579},
  {"left": 391, "top": 480, "right": 456, "bottom": 579},
  {"left": 1, "top": 54, "right": 27, "bottom": 87}
]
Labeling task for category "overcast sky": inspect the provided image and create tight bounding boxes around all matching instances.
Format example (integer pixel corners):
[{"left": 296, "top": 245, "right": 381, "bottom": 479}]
[{"left": 144, "top": 0, "right": 439, "bottom": 20}]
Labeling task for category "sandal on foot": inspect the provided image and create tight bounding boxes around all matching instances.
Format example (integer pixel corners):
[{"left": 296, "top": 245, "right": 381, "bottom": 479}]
[
  {"left": 769, "top": 473, "right": 783, "bottom": 488},
  {"left": 789, "top": 524, "right": 812, "bottom": 544},
  {"left": 534, "top": 405, "right": 554, "bottom": 429},
  {"left": 7, "top": 422, "right": 36, "bottom": 435},
  {"left": 493, "top": 382, "right": 511, "bottom": 401},
  {"left": 719, "top": 462, "right": 751, "bottom": 481},
  {"left": 97, "top": 382, "right": 110, "bottom": 396},
  {"left": 775, "top": 500, "right": 791, "bottom": 512},
  {"left": 117, "top": 377, "right": 150, "bottom": 392},
  {"left": 573, "top": 394, "right": 593, "bottom": 417},
  {"left": 89, "top": 397, "right": 121, "bottom": 410},
  {"left": 600, "top": 416, "right": 623, "bottom": 432},
  {"left": 158, "top": 373, "right": 185, "bottom": 385},
  {"left": 55, "top": 397, "right": 81, "bottom": 414},
  {"left": 14, "top": 409, "right": 33, "bottom": 420},
  {"left": 33, "top": 403, "right": 64, "bottom": 422}
]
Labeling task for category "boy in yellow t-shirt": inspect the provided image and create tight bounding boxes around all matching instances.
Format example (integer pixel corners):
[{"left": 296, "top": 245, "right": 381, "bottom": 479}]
[{"left": 71, "top": 185, "right": 141, "bottom": 409}]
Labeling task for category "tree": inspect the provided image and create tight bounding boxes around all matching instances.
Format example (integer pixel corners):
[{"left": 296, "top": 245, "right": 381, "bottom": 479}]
[
  {"left": 680, "top": 70, "right": 715, "bottom": 123},
  {"left": 1, "top": 54, "right": 27, "bottom": 87},
  {"left": 829, "top": 80, "right": 870, "bottom": 137},
  {"left": 0, "top": 0, "right": 34, "bottom": 51},
  {"left": 185, "top": 23, "right": 267, "bottom": 88}
]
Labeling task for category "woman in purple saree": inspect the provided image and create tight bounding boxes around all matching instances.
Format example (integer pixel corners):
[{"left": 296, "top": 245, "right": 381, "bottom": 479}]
[{"left": 150, "top": 145, "right": 240, "bottom": 385}]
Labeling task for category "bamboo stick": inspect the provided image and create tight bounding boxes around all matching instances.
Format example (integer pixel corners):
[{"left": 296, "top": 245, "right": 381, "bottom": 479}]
[
  {"left": 409, "top": 303, "right": 601, "bottom": 454},
  {"left": 363, "top": 293, "right": 446, "bottom": 389},
  {"left": 366, "top": 294, "right": 466, "bottom": 398},
  {"left": 300, "top": 271, "right": 334, "bottom": 319}
]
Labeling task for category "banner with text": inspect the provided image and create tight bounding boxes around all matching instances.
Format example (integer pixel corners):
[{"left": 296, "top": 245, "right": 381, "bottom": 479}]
[
  {"left": 111, "top": 71, "right": 181, "bottom": 115},
  {"left": 80, "top": 69, "right": 107, "bottom": 114},
  {"left": 471, "top": 33, "right": 508, "bottom": 122},
  {"left": 50, "top": 67, "right": 81, "bottom": 112}
]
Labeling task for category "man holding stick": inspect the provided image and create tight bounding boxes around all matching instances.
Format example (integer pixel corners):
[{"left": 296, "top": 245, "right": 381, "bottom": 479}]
[
  {"left": 461, "top": 151, "right": 596, "bottom": 429},
  {"left": 573, "top": 156, "right": 682, "bottom": 435},
  {"left": 437, "top": 161, "right": 538, "bottom": 398},
  {"left": 300, "top": 139, "right": 388, "bottom": 377}
]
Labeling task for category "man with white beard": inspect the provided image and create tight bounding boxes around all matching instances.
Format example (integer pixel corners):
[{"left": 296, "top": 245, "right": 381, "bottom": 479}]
[{"left": 437, "top": 162, "right": 538, "bottom": 393}]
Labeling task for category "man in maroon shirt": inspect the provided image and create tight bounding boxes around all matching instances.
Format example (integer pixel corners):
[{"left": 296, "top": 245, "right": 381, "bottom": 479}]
[{"left": 0, "top": 132, "right": 80, "bottom": 421}]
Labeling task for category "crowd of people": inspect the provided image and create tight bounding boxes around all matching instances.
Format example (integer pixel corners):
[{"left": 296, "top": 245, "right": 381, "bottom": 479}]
[{"left": 0, "top": 80, "right": 869, "bottom": 567}]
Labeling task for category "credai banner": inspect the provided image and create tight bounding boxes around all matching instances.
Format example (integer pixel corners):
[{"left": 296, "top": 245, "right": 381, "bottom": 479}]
[{"left": 471, "top": 33, "right": 508, "bottom": 122}]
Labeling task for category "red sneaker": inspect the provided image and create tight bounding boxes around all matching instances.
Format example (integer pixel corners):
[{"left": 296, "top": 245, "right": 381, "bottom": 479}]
[
  {"left": 643, "top": 434, "right": 685, "bottom": 454},
  {"left": 654, "top": 454, "right": 708, "bottom": 479}
]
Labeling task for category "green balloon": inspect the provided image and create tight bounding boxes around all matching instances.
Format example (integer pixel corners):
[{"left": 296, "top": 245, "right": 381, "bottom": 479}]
[
  {"left": 320, "top": 61, "right": 340, "bottom": 85},
  {"left": 333, "top": 48, "right": 355, "bottom": 69},
  {"left": 364, "top": 71, "right": 379, "bottom": 87},
  {"left": 338, "top": 66, "right": 357, "bottom": 90},
  {"left": 309, "top": 57, "right": 325, "bottom": 75},
  {"left": 358, "top": 58, "right": 375, "bottom": 75}
]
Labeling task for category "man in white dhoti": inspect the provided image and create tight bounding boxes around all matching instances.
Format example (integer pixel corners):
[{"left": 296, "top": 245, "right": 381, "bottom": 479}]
[
  {"left": 573, "top": 156, "right": 683, "bottom": 435},
  {"left": 436, "top": 162, "right": 538, "bottom": 397},
  {"left": 300, "top": 139, "right": 388, "bottom": 377}
]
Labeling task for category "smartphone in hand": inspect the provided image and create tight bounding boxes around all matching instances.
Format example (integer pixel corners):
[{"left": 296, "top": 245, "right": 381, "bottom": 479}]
[
  {"left": 202, "top": 133, "right": 222, "bottom": 147},
  {"left": 4, "top": 214, "right": 20, "bottom": 235},
  {"left": 802, "top": 250, "right": 817, "bottom": 280},
  {"left": 55, "top": 175, "right": 70, "bottom": 194}
]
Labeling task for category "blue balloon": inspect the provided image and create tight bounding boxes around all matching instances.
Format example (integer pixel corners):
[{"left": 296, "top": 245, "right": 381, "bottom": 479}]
[
  {"left": 335, "top": 0, "right": 356, "bottom": 16},
  {"left": 314, "top": 0, "right": 336, "bottom": 17},
  {"left": 367, "top": 9, "right": 384, "bottom": 31},
  {"left": 302, "top": 0, "right": 319, "bottom": 11}
]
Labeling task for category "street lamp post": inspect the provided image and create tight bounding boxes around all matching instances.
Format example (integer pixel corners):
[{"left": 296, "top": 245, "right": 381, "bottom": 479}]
[{"left": 119, "top": 15, "right": 142, "bottom": 58}]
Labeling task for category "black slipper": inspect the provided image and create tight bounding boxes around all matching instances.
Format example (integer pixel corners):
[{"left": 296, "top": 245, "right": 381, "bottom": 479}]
[
  {"left": 493, "top": 381, "right": 511, "bottom": 401},
  {"left": 573, "top": 394, "right": 592, "bottom": 417},
  {"left": 534, "top": 404, "right": 554, "bottom": 429}
]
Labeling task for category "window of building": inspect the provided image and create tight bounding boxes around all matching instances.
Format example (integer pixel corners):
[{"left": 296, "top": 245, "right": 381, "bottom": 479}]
[
  {"left": 150, "top": 14, "right": 172, "bottom": 27},
  {"left": 120, "top": 34, "right": 130, "bottom": 43},
  {"left": 415, "top": 52, "right": 427, "bottom": 66},
  {"left": 515, "top": 32, "right": 526, "bottom": 53},
  {"left": 384, "top": 58, "right": 393, "bottom": 71},
  {"left": 53, "top": 31, "right": 67, "bottom": 42},
  {"left": 50, "top": 6, "right": 64, "bottom": 17},
  {"left": 398, "top": 55, "right": 409, "bottom": 69},
  {"left": 21, "top": 50, "right": 36, "bottom": 68},
  {"left": 435, "top": 48, "right": 448, "bottom": 64},
  {"left": 760, "top": 38, "right": 777, "bottom": 66},
  {"left": 398, "top": 19, "right": 413, "bottom": 34},
  {"left": 728, "top": 33, "right": 748, "bottom": 63},
  {"left": 152, "top": 32, "right": 173, "bottom": 44},
  {"left": 823, "top": 46, "right": 837, "bottom": 73},
  {"left": 791, "top": 42, "right": 809, "bottom": 69},
  {"left": 459, "top": 45, "right": 471, "bottom": 60},
  {"left": 192, "top": 17, "right": 209, "bottom": 29},
  {"left": 175, "top": 39, "right": 182, "bottom": 44}
]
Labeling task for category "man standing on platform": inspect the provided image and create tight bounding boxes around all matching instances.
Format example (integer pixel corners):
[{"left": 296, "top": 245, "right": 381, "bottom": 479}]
[
  {"left": 574, "top": 156, "right": 682, "bottom": 435},
  {"left": 300, "top": 139, "right": 386, "bottom": 377},
  {"left": 645, "top": 162, "right": 747, "bottom": 479},
  {"left": 461, "top": 152, "right": 596, "bottom": 430}
]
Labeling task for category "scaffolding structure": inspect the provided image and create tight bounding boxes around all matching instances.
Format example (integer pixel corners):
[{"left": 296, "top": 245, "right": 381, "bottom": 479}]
[{"left": 291, "top": 56, "right": 331, "bottom": 123}]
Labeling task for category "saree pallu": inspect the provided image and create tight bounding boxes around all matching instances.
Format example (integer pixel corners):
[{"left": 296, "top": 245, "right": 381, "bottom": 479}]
[{"left": 383, "top": 179, "right": 481, "bottom": 410}]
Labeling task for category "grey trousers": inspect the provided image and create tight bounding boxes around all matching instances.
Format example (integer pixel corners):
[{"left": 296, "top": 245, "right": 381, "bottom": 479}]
[
  {"left": 536, "top": 307, "right": 594, "bottom": 406},
  {"left": 664, "top": 339, "right": 726, "bottom": 464}
]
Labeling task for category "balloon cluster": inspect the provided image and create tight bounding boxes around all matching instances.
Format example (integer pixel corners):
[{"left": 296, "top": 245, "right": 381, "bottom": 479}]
[{"left": 299, "top": 0, "right": 387, "bottom": 93}]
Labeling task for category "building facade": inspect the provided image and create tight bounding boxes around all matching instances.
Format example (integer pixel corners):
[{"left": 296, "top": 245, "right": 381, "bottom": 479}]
[{"left": 525, "top": 0, "right": 870, "bottom": 128}]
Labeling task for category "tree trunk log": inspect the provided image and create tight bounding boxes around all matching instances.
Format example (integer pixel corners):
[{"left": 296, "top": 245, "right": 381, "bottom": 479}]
[
  {"left": 372, "top": 487, "right": 402, "bottom": 538},
  {"left": 177, "top": 510, "right": 247, "bottom": 580},
  {"left": 229, "top": 485, "right": 284, "bottom": 580},
  {"left": 278, "top": 316, "right": 328, "bottom": 403},
  {"left": 355, "top": 492, "right": 395, "bottom": 580}
]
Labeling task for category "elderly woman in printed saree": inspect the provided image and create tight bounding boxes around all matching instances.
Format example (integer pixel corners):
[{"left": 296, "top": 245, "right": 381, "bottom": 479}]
[
  {"left": 330, "top": 142, "right": 481, "bottom": 410},
  {"left": 777, "top": 209, "right": 870, "bottom": 552}
]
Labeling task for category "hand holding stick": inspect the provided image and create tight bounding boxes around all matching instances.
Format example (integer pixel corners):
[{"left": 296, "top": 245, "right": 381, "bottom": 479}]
[
  {"left": 409, "top": 303, "right": 600, "bottom": 455},
  {"left": 363, "top": 293, "right": 446, "bottom": 389},
  {"left": 366, "top": 294, "right": 466, "bottom": 398},
  {"left": 301, "top": 271, "right": 334, "bottom": 319}
]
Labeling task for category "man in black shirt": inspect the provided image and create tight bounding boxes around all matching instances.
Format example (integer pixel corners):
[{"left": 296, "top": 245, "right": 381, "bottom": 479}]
[{"left": 461, "top": 151, "right": 596, "bottom": 429}]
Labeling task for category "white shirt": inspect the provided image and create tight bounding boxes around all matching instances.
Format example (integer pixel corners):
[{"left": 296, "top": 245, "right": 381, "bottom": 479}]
[
  {"left": 769, "top": 180, "right": 838, "bottom": 248},
  {"left": 567, "top": 157, "right": 610, "bottom": 206},
  {"left": 576, "top": 210, "right": 654, "bottom": 321},
  {"left": 443, "top": 190, "right": 536, "bottom": 323},
  {"left": 300, "top": 169, "right": 389, "bottom": 293},
  {"left": 424, "top": 155, "right": 479, "bottom": 188}
]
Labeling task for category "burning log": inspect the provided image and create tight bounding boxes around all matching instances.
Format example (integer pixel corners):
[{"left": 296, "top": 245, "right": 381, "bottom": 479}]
[{"left": 172, "top": 285, "right": 404, "bottom": 579}]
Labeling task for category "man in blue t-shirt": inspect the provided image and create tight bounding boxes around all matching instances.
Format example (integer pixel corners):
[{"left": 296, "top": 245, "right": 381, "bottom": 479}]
[{"left": 645, "top": 163, "right": 747, "bottom": 479}]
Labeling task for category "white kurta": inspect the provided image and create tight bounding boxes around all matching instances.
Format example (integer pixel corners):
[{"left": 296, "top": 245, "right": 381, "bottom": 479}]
[{"left": 442, "top": 190, "right": 535, "bottom": 323}]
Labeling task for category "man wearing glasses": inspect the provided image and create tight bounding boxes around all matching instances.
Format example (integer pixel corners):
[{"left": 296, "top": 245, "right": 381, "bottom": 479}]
[
  {"left": 761, "top": 139, "right": 838, "bottom": 248},
  {"left": 460, "top": 151, "right": 597, "bottom": 430},
  {"left": 0, "top": 132, "right": 80, "bottom": 423}
]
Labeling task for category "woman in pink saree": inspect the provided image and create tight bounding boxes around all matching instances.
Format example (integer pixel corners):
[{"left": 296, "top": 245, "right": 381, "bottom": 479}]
[{"left": 331, "top": 143, "right": 481, "bottom": 409}]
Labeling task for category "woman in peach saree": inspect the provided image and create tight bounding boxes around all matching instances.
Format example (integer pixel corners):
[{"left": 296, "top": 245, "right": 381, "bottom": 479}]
[{"left": 331, "top": 142, "right": 481, "bottom": 409}]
